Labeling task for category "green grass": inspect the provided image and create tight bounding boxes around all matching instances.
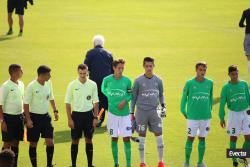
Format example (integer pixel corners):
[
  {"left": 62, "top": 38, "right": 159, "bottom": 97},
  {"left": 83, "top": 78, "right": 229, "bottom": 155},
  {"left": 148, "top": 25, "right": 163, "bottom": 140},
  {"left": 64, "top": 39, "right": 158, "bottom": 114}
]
[{"left": 0, "top": 0, "right": 250, "bottom": 166}]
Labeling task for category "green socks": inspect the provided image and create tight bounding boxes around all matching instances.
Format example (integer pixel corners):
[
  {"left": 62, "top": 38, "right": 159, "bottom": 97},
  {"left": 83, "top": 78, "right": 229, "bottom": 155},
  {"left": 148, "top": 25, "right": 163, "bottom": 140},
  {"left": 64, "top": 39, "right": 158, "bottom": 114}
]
[
  {"left": 198, "top": 139, "right": 206, "bottom": 164},
  {"left": 185, "top": 139, "right": 193, "bottom": 164},
  {"left": 111, "top": 140, "right": 131, "bottom": 167},
  {"left": 124, "top": 141, "right": 131, "bottom": 167},
  {"left": 230, "top": 141, "right": 237, "bottom": 162},
  {"left": 111, "top": 140, "right": 118, "bottom": 165},
  {"left": 243, "top": 140, "right": 250, "bottom": 149}
]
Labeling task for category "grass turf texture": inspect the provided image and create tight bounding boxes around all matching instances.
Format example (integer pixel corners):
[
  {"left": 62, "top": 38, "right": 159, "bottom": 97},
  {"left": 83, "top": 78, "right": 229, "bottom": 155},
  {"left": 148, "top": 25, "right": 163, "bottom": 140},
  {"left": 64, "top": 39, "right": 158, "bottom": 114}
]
[{"left": 0, "top": 0, "right": 250, "bottom": 166}]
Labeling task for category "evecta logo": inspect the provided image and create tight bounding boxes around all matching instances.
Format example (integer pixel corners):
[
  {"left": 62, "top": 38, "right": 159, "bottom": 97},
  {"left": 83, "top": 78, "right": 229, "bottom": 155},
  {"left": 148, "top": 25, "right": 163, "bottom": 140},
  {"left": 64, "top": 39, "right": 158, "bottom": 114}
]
[
  {"left": 229, "top": 93, "right": 246, "bottom": 103},
  {"left": 227, "top": 149, "right": 250, "bottom": 158},
  {"left": 141, "top": 89, "right": 159, "bottom": 97},
  {"left": 108, "top": 89, "right": 125, "bottom": 97},
  {"left": 191, "top": 92, "right": 210, "bottom": 101}
]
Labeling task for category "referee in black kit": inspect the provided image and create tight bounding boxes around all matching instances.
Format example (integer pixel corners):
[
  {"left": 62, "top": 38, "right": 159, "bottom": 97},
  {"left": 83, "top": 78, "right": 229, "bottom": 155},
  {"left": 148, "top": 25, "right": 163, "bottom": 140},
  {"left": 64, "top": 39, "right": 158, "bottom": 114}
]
[{"left": 239, "top": 8, "right": 250, "bottom": 74}]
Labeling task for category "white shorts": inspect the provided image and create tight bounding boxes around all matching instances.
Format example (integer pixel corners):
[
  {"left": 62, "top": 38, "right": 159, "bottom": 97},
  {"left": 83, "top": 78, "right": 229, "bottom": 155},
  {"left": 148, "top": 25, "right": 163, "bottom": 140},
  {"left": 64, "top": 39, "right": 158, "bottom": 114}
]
[
  {"left": 107, "top": 112, "right": 132, "bottom": 138},
  {"left": 227, "top": 110, "right": 250, "bottom": 136},
  {"left": 187, "top": 119, "right": 210, "bottom": 137}
]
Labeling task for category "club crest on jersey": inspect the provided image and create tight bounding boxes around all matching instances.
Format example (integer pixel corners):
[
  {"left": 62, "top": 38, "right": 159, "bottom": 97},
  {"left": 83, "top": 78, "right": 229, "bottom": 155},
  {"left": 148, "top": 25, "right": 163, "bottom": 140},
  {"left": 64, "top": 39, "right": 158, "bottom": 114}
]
[
  {"left": 206, "top": 127, "right": 210, "bottom": 131},
  {"left": 10, "top": 89, "right": 14, "bottom": 91},
  {"left": 87, "top": 95, "right": 91, "bottom": 100},
  {"left": 46, "top": 95, "right": 49, "bottom": 100},
  {"left": 248, "top": 124, "right": 250, "bottom": 128},
  {"left": 35, "top": 91, "right": 39, "bottom": 94},
  {"left": 126, "top": 127, "right": 132, "bottom": 131}
]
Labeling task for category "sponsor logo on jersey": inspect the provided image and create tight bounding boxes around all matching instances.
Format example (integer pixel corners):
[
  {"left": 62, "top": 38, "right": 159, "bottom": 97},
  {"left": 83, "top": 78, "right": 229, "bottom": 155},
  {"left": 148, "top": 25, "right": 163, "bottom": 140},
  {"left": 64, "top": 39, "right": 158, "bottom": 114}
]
[
  {"left": 191, "top": 92, "right": 210, "bottom": 101},
  {"left": 141, "top": 89, "right": 159, "bottom": 97},
  {"left": 109, "top": 89, "right": 126, "bottom": 97},
  {"left": 126, "top": 127, "right": 132, "bottom": 131},
  {"left": 229, "top": 93, "right": 246, "bottom": 103}
]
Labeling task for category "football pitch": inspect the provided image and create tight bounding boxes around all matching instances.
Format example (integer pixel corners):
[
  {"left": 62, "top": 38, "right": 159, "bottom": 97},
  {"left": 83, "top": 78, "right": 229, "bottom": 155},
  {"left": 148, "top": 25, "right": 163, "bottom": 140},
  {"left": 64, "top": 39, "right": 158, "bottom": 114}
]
[{"left": 0, "top": 0, "right": 250, "bottom": 166}]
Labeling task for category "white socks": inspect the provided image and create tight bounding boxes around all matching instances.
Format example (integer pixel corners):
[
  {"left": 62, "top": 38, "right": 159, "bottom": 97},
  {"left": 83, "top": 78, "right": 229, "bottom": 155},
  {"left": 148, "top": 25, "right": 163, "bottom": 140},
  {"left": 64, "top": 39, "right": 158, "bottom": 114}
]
[
  {"left": 156, "top": 135, "right": 164, "bottom": 162},
  {"left": 138, "top": 137, "right": 146, "bottom": 163}
]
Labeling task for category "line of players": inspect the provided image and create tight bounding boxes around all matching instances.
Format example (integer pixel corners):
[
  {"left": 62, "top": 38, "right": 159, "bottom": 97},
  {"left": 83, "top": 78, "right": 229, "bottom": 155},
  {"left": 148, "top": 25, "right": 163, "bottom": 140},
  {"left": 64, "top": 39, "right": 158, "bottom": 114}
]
[{"left": 0, "top": 59, "right": 249, "bottom": 167}]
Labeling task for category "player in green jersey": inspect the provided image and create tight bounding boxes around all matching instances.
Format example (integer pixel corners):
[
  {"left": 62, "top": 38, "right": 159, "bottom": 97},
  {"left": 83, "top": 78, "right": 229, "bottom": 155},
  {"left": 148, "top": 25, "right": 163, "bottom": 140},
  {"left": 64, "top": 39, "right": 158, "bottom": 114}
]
[
  {"left": 219, "top": 65, "right": 250, "bottom": 167},
  {"left": 101, "top": 59, "right": 132, "bottom": 167},
  {"left": 180, "top": 61, "right": 213, "bottom": 167}
]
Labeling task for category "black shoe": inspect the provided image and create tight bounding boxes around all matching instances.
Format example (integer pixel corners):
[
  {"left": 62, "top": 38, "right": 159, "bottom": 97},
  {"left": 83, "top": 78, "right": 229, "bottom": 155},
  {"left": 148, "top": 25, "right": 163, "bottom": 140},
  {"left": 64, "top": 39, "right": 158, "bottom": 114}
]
[
  {"left": 114, "top": 164, "right": 119, "bottom": 167},
  {"left": 47, "top": 164, "right": 56, "bottom": 167},
  {"left": 6, "top": 29, "right": 13, "bottom": 35},
  {"left": 233, "top": 162, "right": 238, "bottom": 167}
]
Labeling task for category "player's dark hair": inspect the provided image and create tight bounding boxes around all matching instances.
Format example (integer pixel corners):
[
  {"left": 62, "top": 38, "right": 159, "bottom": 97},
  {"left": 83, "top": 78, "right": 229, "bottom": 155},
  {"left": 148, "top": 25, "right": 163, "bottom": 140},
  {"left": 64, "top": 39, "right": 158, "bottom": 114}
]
[
  {"left": 37, "top": 65, "right": 51, "bottom": 75},
  {"left": 112, "top": 59, "right": 125, "bottom": 68},
  {"left": 78, "top": 64, "right": 88, "bottom": 70},
  {"left": 0, "top": 149, "right": 15, "bottom": 167},
  {"left": 143, "top": 57, "right": 154, "bottom": 65},
  {"left": 195, "top": 61, "right": 207, "bottom": 69},
  {"left": 228, "top": 65, "right": 238, "bottom": 74},
  {"left": 8, "top": 64, "right": 21, "bottom": 75}
]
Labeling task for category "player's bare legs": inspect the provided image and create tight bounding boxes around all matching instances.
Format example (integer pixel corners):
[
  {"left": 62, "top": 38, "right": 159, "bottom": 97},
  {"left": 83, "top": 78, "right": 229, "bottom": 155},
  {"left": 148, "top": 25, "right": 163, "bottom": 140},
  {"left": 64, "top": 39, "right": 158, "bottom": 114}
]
[
  {"left": 7, "top": 13, "right": 13, "bottom": 35},
  {"left": 247, "top": 56, "right": 250, "bottom": 74},
  {"left": 18, "top": 15, "right": 24, "bottom": 36}
]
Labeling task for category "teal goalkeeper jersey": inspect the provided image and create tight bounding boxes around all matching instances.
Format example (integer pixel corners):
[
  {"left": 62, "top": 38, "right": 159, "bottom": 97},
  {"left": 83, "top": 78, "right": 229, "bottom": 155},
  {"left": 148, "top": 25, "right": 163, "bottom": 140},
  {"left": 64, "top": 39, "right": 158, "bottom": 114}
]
[
  {"left": 101, "top": 75, "right": 132, "bottom": 116},
  {"left": 180, "top": 78, "right": 213, "bottom": 120},
  {"left": 219, "top": 80, "right": 250, "bottom": 121}
]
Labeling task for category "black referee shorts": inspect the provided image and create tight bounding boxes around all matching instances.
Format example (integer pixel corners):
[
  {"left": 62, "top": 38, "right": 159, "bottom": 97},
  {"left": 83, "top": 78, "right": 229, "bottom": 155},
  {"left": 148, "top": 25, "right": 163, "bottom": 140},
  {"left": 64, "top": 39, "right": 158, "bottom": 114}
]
[
  {"left": 7, "top": 0, "right": 25, "bottom": 15},
  {"left": 2, "top": 113, "right": 24, "bottom": 142},
  {"left": 27, "top": 113, "right": 54, "bottom": 142},
  {"left": 71, "top": 110, "right": 94, "bottom": 140}
]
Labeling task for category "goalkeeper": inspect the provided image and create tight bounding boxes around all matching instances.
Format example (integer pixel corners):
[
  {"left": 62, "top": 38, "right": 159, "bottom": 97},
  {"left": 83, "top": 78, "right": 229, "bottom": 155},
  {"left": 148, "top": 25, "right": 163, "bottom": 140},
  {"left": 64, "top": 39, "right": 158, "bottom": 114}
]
[{"left": 130, "top": 57, "right": 166, "bottom": 167}]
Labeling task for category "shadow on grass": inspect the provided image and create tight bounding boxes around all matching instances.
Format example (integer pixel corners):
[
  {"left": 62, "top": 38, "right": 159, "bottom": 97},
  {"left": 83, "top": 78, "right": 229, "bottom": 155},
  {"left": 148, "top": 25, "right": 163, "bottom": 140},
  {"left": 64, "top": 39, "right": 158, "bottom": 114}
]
[
  {"left": 0, "top": 35, "right": 18, "bottom": 42},
  {"left": 54, "top": 126, "right": 107, "bottom": 144},
  {"left": 213, "top": 97, "right": 220, "bottom": 105}
]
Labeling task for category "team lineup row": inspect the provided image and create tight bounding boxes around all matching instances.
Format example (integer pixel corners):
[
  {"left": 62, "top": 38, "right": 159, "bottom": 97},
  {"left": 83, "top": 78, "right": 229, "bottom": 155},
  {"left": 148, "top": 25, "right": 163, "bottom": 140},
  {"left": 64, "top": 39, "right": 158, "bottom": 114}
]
[{"left": 0, "top": 58, "right": 249, "bottom": 167}]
